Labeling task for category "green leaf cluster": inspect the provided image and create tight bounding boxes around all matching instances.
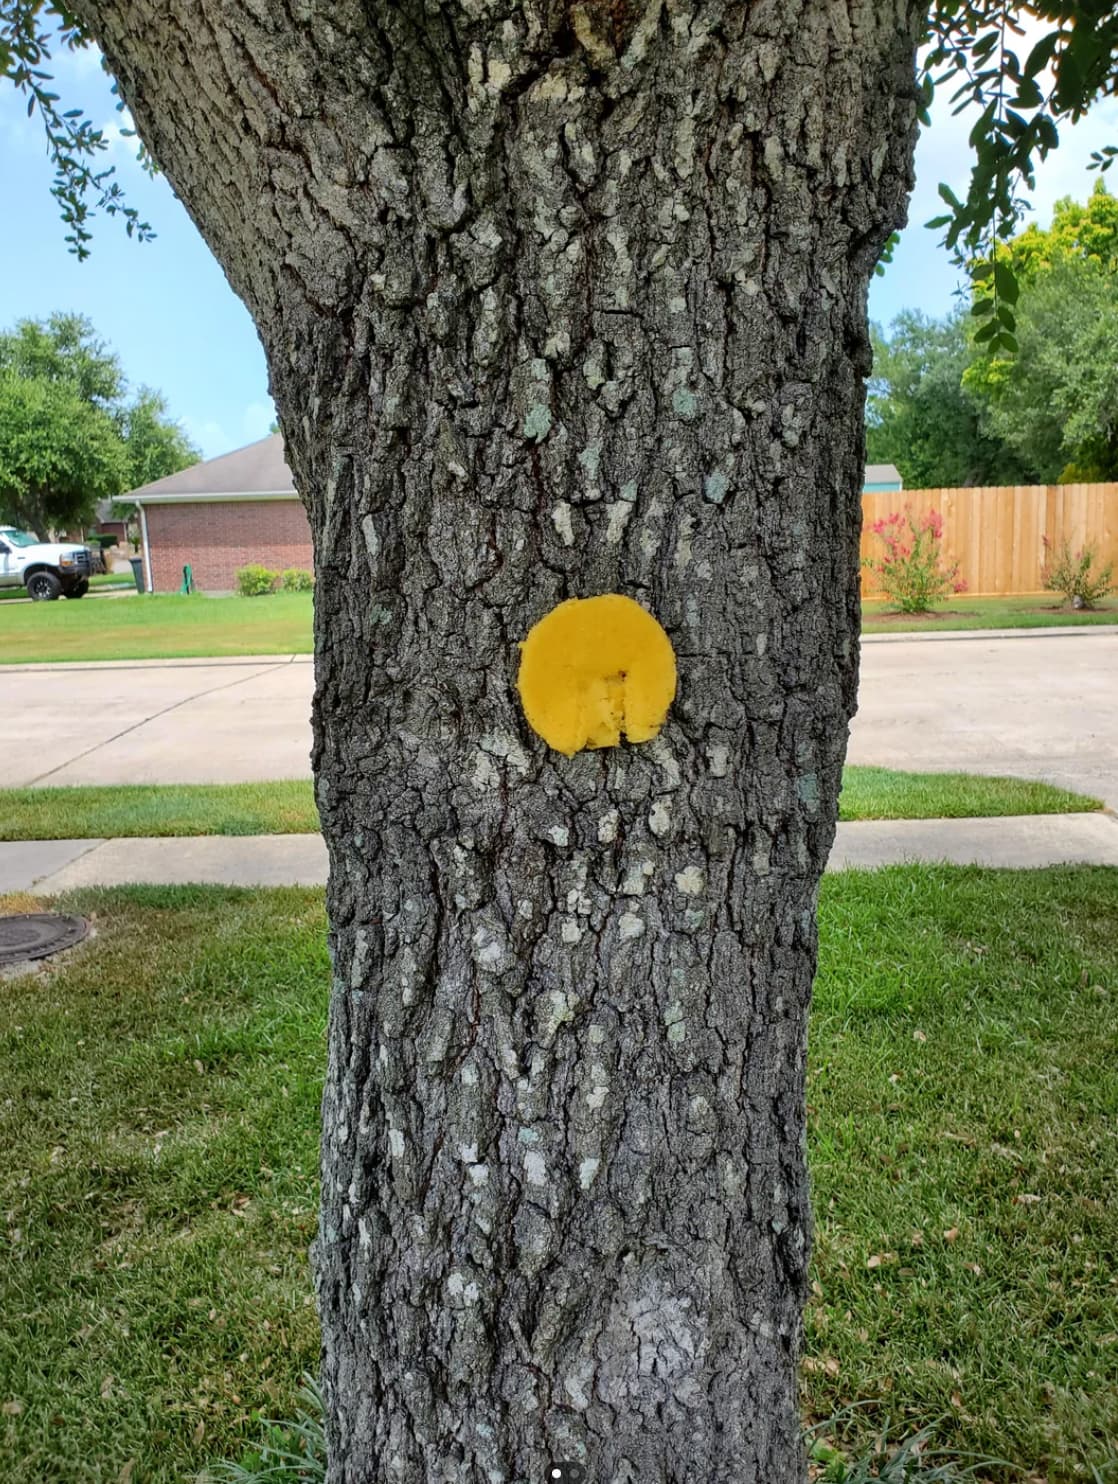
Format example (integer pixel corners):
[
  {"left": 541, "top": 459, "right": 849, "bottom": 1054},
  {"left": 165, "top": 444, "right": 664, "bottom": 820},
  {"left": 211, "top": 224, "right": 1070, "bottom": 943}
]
[
  {"left": 0, "top": 1, "right": 153, "bottom": 258},
  {"left": 873, "top": 185, "right": 1118, "bottom": 488},
  {"left": 0, "top": 312, "right": 199, "bottom": 534},
  {"left": 924, "top": 3, "right": 1118, "bottom": 344}
]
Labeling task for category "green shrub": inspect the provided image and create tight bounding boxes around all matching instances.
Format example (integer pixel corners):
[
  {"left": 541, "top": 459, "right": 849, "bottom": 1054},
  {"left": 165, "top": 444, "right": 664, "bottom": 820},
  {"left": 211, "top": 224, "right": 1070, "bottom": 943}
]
[
  {"left": 1041, "top": 537, "right": 1115, "bottom": 608},
  {"left": 281, "top": 567, "right": 315, "bottom": 592},
  {"left": 236, "top": 564, "right": 280, "bottom": 597}
]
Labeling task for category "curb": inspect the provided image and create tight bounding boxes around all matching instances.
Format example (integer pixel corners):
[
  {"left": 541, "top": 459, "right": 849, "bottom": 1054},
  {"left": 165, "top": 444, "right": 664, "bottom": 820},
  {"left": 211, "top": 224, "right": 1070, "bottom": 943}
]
[
  {"left": 862, "top": 625, "right": 1117, "bottom": 644},
  {"left": 0, "top": 654, "right": 313, "bottom": 674}
]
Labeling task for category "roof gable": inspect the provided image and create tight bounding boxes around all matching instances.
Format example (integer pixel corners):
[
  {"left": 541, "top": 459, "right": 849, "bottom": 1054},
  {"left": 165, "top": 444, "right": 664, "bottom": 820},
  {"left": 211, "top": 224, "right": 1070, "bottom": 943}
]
[{"left": 126, "top": 433, "right": 295, "bottom": 501}]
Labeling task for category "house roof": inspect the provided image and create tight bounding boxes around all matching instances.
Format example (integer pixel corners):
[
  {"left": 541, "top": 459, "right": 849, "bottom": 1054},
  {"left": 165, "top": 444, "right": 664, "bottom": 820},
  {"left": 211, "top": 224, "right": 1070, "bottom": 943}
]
[
  {"left": 864, "top": 462, "right": 903, "bottom": 489},
  {"left": 125, "top": 433, "right": 295, "bottom": 503}
]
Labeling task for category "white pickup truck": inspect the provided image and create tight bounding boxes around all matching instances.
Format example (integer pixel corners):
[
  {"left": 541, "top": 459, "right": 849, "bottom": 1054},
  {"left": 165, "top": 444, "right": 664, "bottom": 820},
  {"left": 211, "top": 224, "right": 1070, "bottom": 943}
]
[{"left": 0, "top": 525, "right": 95, "bottom": 600}]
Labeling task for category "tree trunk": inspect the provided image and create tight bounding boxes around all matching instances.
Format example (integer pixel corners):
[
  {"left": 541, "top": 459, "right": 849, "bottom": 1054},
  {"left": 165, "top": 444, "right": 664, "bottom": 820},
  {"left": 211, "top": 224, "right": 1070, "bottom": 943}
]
[{"left": 75, "top": 1, "right": 925, "bottom": 1477}]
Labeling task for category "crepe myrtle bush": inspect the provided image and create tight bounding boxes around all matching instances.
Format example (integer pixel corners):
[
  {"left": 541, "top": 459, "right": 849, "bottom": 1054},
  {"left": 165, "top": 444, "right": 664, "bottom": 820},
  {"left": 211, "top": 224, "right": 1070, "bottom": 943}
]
[
  {"left": 864, "top": 507, "right": 966, "bottom": 614},
  {"left": 1041, "top": 536, "right": 1115, "bottom": 609}
]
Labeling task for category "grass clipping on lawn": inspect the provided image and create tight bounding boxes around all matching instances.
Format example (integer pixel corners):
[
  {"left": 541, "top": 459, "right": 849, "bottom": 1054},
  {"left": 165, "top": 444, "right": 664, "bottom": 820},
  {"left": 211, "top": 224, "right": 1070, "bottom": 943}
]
[{"left": 0, "top": 870, "right": 1115, "bottom": 1480}]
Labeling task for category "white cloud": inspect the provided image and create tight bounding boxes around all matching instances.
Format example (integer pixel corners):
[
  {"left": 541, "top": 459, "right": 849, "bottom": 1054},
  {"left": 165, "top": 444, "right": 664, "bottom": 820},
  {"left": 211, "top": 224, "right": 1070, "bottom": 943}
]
[
  {"left": 182, "top": 400, "right": 276, "bottom": 461},
  {"left": 0, "top": 100, "right": 33, "bottom": 151},
  {"left": 241, "top": 400, "right": 277, "bottom": 442},
  {"left": 182, "top": 417, "right": 232, "bottom": 461},
  {"left": 52, "top": 43, "right": 108, "bottom": 83}
]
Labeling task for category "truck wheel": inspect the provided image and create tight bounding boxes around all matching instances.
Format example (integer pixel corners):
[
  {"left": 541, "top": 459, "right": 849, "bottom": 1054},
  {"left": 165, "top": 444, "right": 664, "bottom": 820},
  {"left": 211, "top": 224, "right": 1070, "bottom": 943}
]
[
  {"left": 66, "top": 579, "right": 90, "bottom": 598},
  {"left": 27, "top": 571, "right": 62, "bottom": 602}
]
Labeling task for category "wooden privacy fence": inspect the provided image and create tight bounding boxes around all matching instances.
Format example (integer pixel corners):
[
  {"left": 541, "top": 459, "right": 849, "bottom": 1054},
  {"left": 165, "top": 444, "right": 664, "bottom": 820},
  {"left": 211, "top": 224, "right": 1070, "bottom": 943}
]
[{"left": 860, "top": 483, "right": 1118, "bottom": 598}]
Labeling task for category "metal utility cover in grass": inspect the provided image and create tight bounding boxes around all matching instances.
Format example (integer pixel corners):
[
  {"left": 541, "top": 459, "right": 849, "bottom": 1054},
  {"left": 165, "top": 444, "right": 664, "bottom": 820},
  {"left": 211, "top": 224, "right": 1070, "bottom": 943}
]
[{"left": 0, "top": 914, "right": 88, "bottom": 967}]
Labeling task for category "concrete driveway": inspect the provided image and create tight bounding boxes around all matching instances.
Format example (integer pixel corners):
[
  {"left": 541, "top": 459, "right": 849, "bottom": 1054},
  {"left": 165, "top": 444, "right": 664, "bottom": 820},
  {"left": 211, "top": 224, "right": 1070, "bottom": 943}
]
[
  {"left": 848, "top": 628, "right": 1118, "bottom": 809},
  {"left": 1, "top": 630, "right": 1115, "bottom": 807},
  {"left": 0, "top": 656, "right": 314, "bottom": 787}
]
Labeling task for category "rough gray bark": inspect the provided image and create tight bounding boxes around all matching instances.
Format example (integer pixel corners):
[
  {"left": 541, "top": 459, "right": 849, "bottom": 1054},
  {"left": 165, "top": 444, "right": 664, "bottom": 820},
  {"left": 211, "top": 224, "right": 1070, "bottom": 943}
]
[{"left": 74, "top": 1, "right": 925, "bottom": 1478}]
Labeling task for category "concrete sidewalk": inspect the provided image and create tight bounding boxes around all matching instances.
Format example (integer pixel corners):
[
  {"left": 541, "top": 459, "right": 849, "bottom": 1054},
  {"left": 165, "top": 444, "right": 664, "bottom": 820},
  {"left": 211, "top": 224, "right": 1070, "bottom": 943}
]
[
  {"left": 0, "top": 833, "right": 328, "bottom": 894},
  {"left": 3, "top": 813, "right": 1117, "bottom": 895},
  {"left": 861, "top": 624, "right": 1118, "bottom": 644},
  {"left": 827, "top": 811, "right": 1118, "bottom": 870}
]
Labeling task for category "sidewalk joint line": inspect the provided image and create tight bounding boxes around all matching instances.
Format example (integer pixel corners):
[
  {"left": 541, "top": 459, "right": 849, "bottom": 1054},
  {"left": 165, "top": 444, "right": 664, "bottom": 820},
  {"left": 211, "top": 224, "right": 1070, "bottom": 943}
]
[{"left": 29, "top": 837, "right": 109, "bottom": 890}]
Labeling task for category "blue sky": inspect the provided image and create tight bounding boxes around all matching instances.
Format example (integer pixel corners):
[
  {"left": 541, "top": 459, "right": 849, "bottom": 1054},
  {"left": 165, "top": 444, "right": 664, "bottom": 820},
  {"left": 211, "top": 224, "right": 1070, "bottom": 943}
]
[{"left": 0, "top": 40, "right": 1115, "bottom": 462}]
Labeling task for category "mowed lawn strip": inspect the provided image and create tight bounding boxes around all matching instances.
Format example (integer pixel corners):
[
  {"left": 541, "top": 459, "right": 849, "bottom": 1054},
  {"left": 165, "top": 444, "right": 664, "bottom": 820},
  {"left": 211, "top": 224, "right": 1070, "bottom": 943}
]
[
  {"left": 0, "top": 869, "right": 1115, "bottom": 1480},
  {"left": 837, "top": 766, "right": 1101, "bottom": 821},
  {"left": 0, "top": 770, "right": 1100, "bottom": 841},
  {"left": 0, "top": 591, "right": 313, "bottom": 663},
  {"left": 0, "top": 885, "right": 326, "bottom": 1484},
  {"left": 0, "top": 590, "right": 1114, "bottom": 664},
  {"left": 0, "top": 781, "right": 320, "bottom": 839},
  {"left": 807, "top": 866, "right": 1118, "bottom": 1480},
  {"left": 862, "top": 593, "right": 1118, "bottom": 632}
]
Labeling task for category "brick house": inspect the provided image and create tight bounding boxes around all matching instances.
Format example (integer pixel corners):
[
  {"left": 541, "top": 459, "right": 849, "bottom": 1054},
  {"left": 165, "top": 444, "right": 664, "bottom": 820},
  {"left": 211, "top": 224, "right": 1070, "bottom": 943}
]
[{"left": 123, "top": 434, "right": 312, "bottom": 592}]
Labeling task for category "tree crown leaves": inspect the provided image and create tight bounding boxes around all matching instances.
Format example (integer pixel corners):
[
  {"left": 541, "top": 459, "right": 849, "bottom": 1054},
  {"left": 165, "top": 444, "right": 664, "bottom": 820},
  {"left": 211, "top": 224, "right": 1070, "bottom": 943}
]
[{"left": 0, "top": 313, "right": 199, "bottom": 533}]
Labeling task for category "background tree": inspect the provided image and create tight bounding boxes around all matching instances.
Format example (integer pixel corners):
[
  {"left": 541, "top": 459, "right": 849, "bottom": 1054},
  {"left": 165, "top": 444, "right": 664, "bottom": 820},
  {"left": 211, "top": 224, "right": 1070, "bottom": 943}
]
[
  {"left": 871, "top": 184, "right": 1118, "bottom": 488},
  {"left": 964, "top": 256, "right": 1118, "bottom": 480},
  {"left": 0, "top": 310, "right": 124, "bottom": 407},
  {"left": 122, "top": 386, "right": 199, "bottom": 489},
  {"left": 963, "top": 185, "right": 1118, "bottom": 481},
  {"left": 0, "top": 370, "right": 128, "bottom": 531},
  {"left": 0, "top": 313, "right": 197, "bottom": 530},
  {"left": 1002, "top": 178, "right": 1118, "bottom": 283},
  {"left": 867, "top": 310, "right": 1022, "bottom": 488},
  {"left": 4, "top": 3, "right": 1116, "bottom": 1482}
]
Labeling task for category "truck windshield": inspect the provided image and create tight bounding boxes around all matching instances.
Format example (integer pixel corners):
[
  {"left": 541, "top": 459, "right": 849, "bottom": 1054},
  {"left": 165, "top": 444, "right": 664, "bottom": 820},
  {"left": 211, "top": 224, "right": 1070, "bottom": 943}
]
[{"left": 3, "top": 530, "right": 39, "bottom": 548}]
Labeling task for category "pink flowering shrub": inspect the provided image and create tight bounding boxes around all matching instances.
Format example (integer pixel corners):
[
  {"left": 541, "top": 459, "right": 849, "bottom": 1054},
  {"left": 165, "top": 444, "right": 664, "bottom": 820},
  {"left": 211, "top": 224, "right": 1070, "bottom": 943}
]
[
  {"left": 1041, "top": 536, "right": 1114, "bottom": 609},
  {"left": 864, "top": 507, "right": 966, "bottom": 614}
]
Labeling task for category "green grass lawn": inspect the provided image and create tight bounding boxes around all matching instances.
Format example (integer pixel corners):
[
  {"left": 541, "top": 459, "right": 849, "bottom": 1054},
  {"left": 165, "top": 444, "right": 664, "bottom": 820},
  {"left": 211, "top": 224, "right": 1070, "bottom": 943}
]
[
  {"left": 862, "top": 593, "right": 1118, "bottom": 632},
  {"left": 0, "top": 769, "right": 1100, "bottom": 842},
  {"left": 1, "top": 869, "right": 1115, "bottom": 1480},
  {"left": 90, "top": 572, "right": 136, "bottom": 589},
  {"left": 837, "top": 767, "right": 1101, "bottom": 821},
  {"left": 0, "top": 781, "right": 321, "bottom": 839},
  {"left": 0, "top": 591, "right": 313, "bottom": 662},
  {"left": 0, "top": 587, "right": 1114, "bottom": 664}
]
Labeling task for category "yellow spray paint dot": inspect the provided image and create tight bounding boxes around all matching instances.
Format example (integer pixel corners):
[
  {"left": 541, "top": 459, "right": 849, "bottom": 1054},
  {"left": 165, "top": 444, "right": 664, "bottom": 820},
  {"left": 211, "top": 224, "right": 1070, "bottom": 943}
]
[{"left": 516, "top": 594, "right": 677, "bottom": 757}]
